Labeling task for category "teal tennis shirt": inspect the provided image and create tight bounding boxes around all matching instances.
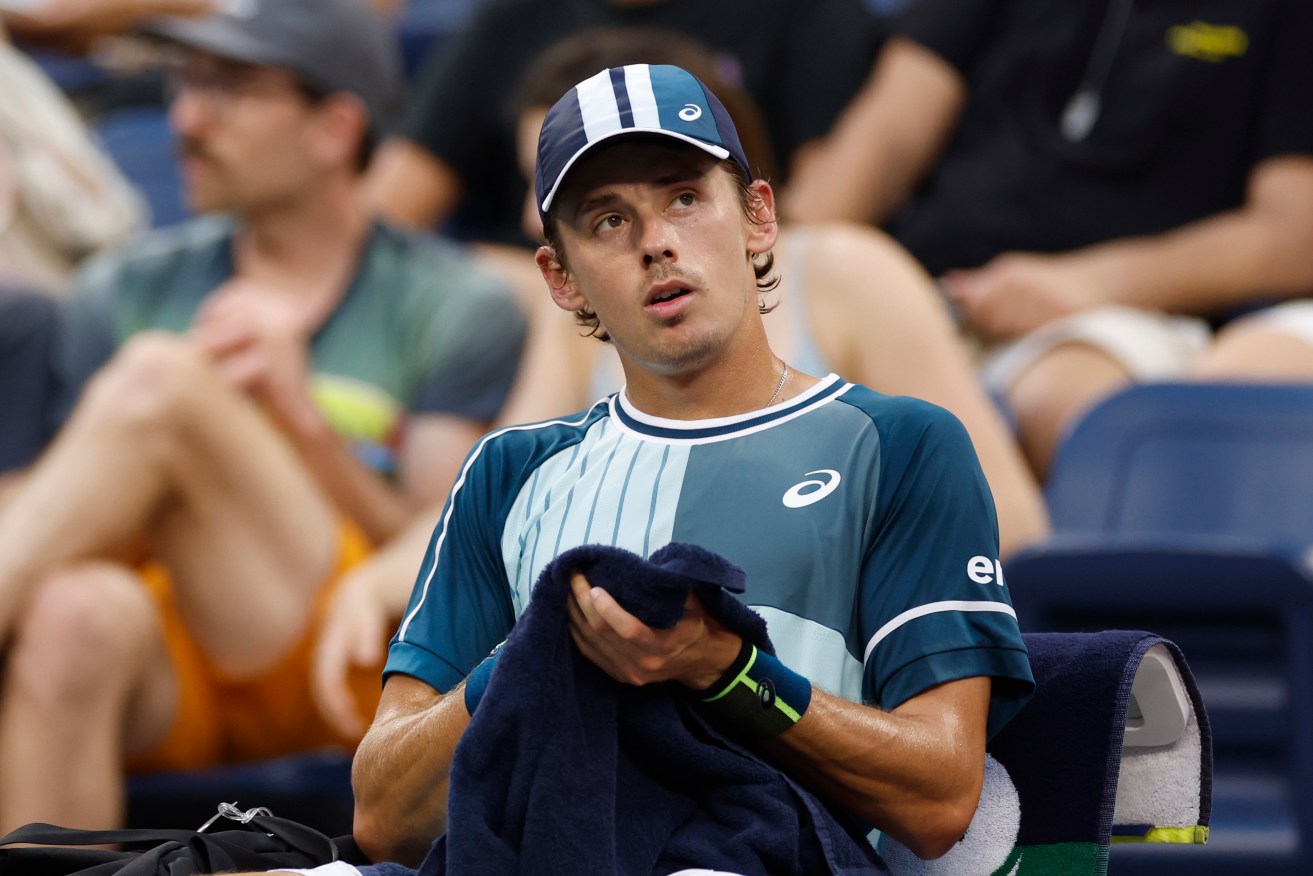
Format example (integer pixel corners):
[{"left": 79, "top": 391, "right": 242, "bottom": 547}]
[{"left": 388, "top": 374, "right": 1033, "bottom": 736}]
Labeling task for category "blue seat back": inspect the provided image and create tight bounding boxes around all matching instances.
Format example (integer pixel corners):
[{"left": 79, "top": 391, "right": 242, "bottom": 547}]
[{"left": 1045, "top": 382, "right": 1313, "bottom": 543}]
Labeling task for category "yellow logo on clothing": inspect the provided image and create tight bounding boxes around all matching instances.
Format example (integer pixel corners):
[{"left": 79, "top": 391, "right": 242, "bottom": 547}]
[{"left": 1166, "top": 22, "right": 1249, "bottom": 62}]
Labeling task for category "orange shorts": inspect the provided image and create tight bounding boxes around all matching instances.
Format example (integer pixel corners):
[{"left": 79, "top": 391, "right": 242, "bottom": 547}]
[{"left": 126, "top": 521, "right": 385, "bottom": 774}]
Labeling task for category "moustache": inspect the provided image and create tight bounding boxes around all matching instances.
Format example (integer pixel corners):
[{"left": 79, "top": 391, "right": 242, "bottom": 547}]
[{"left": 176, "top": 139, "right": 214, "bottom": 163}]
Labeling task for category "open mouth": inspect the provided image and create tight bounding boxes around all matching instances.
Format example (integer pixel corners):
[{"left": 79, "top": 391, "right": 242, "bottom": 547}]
[{"left": 649, "top": 287, "right": 691, "bottom": 304}]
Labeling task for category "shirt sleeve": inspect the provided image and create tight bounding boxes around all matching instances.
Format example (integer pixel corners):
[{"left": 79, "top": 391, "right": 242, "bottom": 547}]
[
  {"left": 859, "top": 401, "right": 1034, "bottom": 739},
  {"left": 385, "top": 435, "right": 518, "bottom": 693},
  {"left": 893, "top": 0, "right": 999, "bottom": 78},
  {"left": 765, "top": 0, "right": 885, "bottom": 159},
  {"left": 407, "top": 259, "right": 527, "bottom": 423},
  {"left": 399, "top": 1, "right": 516, "bottom": 186}
]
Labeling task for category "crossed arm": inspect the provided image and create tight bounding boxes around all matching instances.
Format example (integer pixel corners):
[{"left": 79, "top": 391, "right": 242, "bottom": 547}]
[{"left": 351, "top": 574, "right": 990, "bottom": 866}]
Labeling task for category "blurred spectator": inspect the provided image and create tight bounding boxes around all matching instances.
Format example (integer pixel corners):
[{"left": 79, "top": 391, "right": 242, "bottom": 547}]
[
  {"left": 783, "top": 0, "right": 1313, "bottom": 476},
  {"left": 366, "top": 0, "right": 883, "bottom": 248},
  {"left": 0, "top": 0, "right": 524, "bottom": 834},
  {"left": 0, "top": 22, "right": 144, "bottom": 294},
  {"left": 1, "top": 0, "right": 403, "bottom": 52},
  {"left": 491, "top": 27, "right": 1050, "bottom": 559},
  {"left": 0, "top": 0, "right": 212, "bottom": 53}
]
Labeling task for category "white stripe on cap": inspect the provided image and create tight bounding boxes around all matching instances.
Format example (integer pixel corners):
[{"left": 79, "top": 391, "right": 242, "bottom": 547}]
[
  {"left": 577, "top": 69, "right": 622, "bottom": 143},
  {"left": 624, "top": 64, "right": 661, "bottom": 128}
]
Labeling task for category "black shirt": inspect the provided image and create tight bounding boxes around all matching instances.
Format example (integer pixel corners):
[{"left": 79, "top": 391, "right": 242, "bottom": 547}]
[
  {"left": 402, "top": 0, "right": 883, "bottom": 246},
  {"left": 891, "top": 0, "right": 1313, "bottom": 276}
]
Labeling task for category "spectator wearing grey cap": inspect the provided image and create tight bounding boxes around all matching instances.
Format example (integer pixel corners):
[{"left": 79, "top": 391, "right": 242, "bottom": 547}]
[{"left": 0, "top": 0, "right": 526, "bottom": 835}]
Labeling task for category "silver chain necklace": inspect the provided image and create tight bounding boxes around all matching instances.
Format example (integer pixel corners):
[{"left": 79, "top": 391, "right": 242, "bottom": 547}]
[{"left": 766, "top": 361, "right": 789, "bottom": 407}]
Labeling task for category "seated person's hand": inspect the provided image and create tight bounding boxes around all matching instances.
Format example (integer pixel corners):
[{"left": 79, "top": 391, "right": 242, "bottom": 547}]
[
  {"left": 312, "top": 559, "right": 394, "bottom": 740},
  {"left": 944, "top": 250, "right": 1112, "bottom": 342}
]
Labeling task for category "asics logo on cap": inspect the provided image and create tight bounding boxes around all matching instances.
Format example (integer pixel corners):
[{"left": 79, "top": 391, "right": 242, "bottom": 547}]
[{"left": 535, "top": 63, "right": 750, "bottom": 214}]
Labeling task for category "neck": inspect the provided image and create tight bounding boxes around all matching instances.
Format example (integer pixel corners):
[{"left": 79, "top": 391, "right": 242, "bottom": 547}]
[
  {"left": 232, "top": 175, "right": 370, "bottom": 293},
  {"left": 620, "top": 325, "right": 796, "bottom": 421}
]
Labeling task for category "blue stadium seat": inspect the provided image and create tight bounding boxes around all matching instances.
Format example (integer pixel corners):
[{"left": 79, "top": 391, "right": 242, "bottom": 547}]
[
  {"left": 93, "top": 106, "right": 190, "bottom": 229},
  {"left": 1006, "top": 382, "right": 1313, "bottom": 874},
  {"left": 1043, "top": 382, "right": 1313, "bottom": 544}
]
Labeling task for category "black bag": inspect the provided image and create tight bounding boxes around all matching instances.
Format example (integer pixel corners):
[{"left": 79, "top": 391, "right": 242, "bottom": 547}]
[{"left": 0, "top": 802, "right": 341, "bottom": 876}]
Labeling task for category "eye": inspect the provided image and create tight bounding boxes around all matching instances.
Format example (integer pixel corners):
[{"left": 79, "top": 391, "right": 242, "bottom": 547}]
[
  {"left": 673, "top": 192, "right": 697, "bottom": 208},
  {"left": 592, "top": 213, "right": 624, "bottom": 234}
]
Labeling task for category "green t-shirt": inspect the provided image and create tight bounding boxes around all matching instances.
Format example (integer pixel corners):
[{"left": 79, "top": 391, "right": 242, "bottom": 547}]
[{"left": 53, "top": 215, "right": 526, "bottom": 475}]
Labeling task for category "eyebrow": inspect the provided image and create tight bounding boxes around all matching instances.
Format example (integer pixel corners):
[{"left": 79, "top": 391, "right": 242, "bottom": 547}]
[{"left": 570, "top": 168, "right": 707, "bottom": 223}]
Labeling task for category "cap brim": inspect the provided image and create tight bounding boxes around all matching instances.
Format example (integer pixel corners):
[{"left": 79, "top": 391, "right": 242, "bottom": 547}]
[
  {"left": 143, "top": 16, "right": 298, "bottom": 73},
  {"left": 539, "top": 128, "right": 731, "bottom": 214}
]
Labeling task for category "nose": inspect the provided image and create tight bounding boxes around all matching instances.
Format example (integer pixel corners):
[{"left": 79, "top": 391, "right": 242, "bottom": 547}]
[
  {"left": 167, "top": 84, "right": 212, "bottom": 138},
  {"left": 638, "top": 216, "right": 676, "bottom": 267}
]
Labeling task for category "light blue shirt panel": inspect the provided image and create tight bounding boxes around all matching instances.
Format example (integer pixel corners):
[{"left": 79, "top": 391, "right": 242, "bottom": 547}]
[
  {"left": 501, "top": 416, "right": 690, "bottom": 614},
  {"left": 753, "top": 606, "right": 864, "bottom": 699}
]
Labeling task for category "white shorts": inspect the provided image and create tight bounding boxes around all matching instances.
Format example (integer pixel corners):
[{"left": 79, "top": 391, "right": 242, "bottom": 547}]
[
  {"left": 977, "top": 305, "right": 1212, "bottom": 392},
  {"left": 1220, "top": 300, "right": 1313, "bottom": 348}
]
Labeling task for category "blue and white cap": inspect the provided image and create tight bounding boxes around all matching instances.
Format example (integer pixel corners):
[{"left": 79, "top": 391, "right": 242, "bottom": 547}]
[{"left": 535, "top": 64, "right": 751, "bottom": 217}]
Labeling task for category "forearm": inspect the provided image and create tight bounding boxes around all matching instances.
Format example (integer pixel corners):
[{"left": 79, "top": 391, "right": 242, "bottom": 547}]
[
  {"left": 4, "top": 0, "right": 211, "bottom": 45},
  {"left": 1072, "top": 156, "right": 1313, "bottom": 315},
  {"left": 760, "top": 679, "right": 989, "bottom": 860},
  {"left": 1071, "top": 211, "right": 1313, "bottom": 316},
  {"left": 288, "top": 420, "right": 414, "bottom": 546},
  {"left": 351, "top": 682, "right": 470, "bottom": 866},
  {"left": 783, "top": 38, "right": 965, "bottom": 226}
]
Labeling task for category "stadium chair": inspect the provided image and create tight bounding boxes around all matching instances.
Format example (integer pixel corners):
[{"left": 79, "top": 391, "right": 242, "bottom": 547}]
[
  {"left": 93, "top": 106, "right": 190, "bottom": 228},
  {"left": 1005, "top": 381, "right": 1313, "bottom": 874}
]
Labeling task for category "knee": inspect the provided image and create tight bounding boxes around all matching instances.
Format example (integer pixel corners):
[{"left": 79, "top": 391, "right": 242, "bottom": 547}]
[
  {"left": 76, "top": 332, "right": 212, "bottom": 434},
  {"left": 6, "top": 564, "right": 157, "bottom": 705}
]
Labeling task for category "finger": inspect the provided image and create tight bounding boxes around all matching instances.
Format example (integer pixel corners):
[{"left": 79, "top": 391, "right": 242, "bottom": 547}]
[
  {"left": 583, "top": 584, "right": 647, "bottom": 639},
  {"left": 567, "top": 619, "right": 629, "bottom": 685},
  {"left": 312, "top": 637, "right": 365, "bottom": 740},
  {"left": 569, "top": 572, "right": 604, "bottom": 629},
  {"left": 214, "top": 348, "right": 267, "bottom": 392},
  {"left": 352, "top": 625, "right": 383, "bottom": 667}
]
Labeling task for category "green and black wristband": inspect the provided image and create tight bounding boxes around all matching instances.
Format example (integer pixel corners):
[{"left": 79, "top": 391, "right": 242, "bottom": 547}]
[{"left": 698, "top": 639, "right": 812, "bottom": 737}]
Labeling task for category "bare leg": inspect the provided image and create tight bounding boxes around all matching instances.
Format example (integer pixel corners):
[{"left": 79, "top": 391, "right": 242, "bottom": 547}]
[
  {"left": 0, "top": 563, "right": 176, "bottom": 833},
  {"left": 0, "top": 332, "right": 338, "bottom": 675},
  {"left": 1192, "top": 321, "right": 1313, "bottom": 380},
  {"left": 809, "top": 227, "right": 1051, "bottom": 558},
  {"left": 1004, "top": 343, "right": 1132, "bottom": 481}
]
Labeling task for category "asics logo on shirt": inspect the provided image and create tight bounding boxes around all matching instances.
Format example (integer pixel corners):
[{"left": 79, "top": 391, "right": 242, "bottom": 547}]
[{"left": 782, "top": 470, "right": 841, "bottom": 508}]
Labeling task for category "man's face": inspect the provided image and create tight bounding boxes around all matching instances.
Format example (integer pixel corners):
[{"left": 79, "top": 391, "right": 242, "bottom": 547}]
[
  {"left": 541, "top": 140, "right": 775, "bottom": 375},
  {"left": 166, "top": 51, "right": 326, "bottom": 214}
]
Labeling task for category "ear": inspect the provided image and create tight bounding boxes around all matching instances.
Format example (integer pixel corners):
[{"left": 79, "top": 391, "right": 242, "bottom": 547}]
[
  {"left": 310, "top": 94, "right": 368, "bottom": 170},
  {"left": 536, "top": 245, "right": 586, "bottom": 312},
  {"left": 745, "top": 179, "right": 779, "bottom": 256}
]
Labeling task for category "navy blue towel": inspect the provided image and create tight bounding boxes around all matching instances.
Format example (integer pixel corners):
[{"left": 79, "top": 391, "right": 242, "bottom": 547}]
[{"left": 419, "top": 542, "right": 885, "bottom": 876}]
